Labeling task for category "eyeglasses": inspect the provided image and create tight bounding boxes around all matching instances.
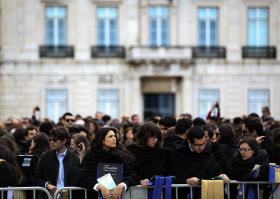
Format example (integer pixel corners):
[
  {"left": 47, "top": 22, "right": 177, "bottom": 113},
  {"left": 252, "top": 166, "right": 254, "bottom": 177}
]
[
  {"left": 192, "top": 143, "right": 206, "bottom": 148},
  {"left": 49, "top": 137, "right": 59, "bottom": 142},
  {"left": 150, "top": 137, "right": 159, "bottom": 141},
  {"left": 66, "top": 119, "right": 74, "bottom": 122},
  {"left": 239, "top": 148, "right": 252, "bottom": 152}
]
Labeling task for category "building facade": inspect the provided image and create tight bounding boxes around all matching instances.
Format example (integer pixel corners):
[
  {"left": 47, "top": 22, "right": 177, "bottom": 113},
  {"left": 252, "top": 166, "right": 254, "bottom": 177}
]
[{"left": 0, "top": 0, "right": 279, "bottom": 122}]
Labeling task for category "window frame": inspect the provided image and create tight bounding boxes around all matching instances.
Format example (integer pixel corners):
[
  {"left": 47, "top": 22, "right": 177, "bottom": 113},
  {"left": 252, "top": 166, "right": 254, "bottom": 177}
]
[
  {"left": 96, "top": 6, "right": 119, "bottom": 46},
  {"left": 45, "top": 6, "right": 68, "bottom": 46},
  {"left": 247, "top": 7, "right": 269, "bottom": 46},
  {"left": 248, "top": 89, "right": 270, "bottom": 115},
  {"left": 45, "top": 88, "right": 69, "bottom": 123},
  {"left": 97, "top": 89, "right": 119, "bottom": 119},
  {"left": 198, "top": 7, "right": 219, "bottom": 47},
  {"left": 148, "top": 6, "right": 169, "bottom": 47},
  {"left": 197, "top": 88, "right": 220, "bottom": 119}
]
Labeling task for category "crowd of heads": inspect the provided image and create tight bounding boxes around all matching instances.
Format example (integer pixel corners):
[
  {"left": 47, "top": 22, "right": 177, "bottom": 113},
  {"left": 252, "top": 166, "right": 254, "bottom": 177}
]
[
  {"left": 0, "top": 106, "right": 279, "bottom": 150},
  {"left": 0, "top": 106, "right": 280, "bottom": 186}
]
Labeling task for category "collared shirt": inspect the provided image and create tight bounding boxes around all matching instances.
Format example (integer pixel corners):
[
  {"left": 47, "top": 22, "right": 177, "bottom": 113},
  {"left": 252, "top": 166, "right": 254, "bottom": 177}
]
[
  {"left": 56, "top": 148, "right": 67, "bottom": 189},
  {"left": 189, "top": 143, "right": 194, "bottom": 152}
]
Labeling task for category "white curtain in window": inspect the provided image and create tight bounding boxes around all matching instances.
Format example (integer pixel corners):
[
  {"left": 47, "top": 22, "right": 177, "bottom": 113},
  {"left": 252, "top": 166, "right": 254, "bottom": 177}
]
[
  {"left": 198, "top": 8, "right": 218, "bottom": 46},
  {"left": 97, "top": 7, "right": 118, "bottom": 46},
  {"left": 198, "top": 89, "right": 219, "bottom": 118},
  {"left": 248, "top": 89, "right": 269, "bottom": 115},
  {"left": 46, "top": 7, "right": 66, "bottom": 45},
  {"left": 149, "top": 6, "right": 169, "bottom": 46},
  {"left": 97, "top": 90, "right": 119, "bottom": 119},
  {"left": 248, "top": 8, "right": 268, "bottom": 46},
  {"left": 46, "top": 89, "right": 68, "bottom": 123}
]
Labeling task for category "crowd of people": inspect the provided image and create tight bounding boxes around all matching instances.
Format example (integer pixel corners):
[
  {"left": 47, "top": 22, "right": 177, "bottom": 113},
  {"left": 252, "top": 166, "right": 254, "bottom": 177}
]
[{"left": 0, "top": 105, "right": 280, "bottom": 199}]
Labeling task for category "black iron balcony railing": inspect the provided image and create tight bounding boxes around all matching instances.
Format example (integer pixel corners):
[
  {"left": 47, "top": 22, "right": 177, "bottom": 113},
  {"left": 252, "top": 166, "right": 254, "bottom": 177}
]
[
  {"left": 192, "top": 46, "right": 226, "bottom": 58},
  {"left": 242, "top": 46, "right": 276, "bottom": 59},
  {"left": 39, "top": 45, "right": 74, "bottom": 58},
  {"left": 91, "top": 46, "right": 125, "bottom": 58}
]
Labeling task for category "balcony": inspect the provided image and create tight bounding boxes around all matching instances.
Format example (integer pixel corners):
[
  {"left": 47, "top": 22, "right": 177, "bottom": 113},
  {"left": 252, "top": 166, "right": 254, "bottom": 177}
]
[
  {"left": 128, "top": 46, "right": 192, "bottom": 63},
  {"left": 39, "top": 45, "right": 74, "bottom": 58},
  {"left": 192, "top": 46, "right": 226, "bottom": 59},
  {"left": 242, "top": 46, "right": 276, "bottom": 59},
  {"left": 91, "top": 46, "right": 125, "bottom": 58}
]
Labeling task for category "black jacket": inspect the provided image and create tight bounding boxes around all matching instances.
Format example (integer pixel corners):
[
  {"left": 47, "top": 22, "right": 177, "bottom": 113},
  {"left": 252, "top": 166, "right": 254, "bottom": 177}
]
[
  {"left": 260, "top": 138, "right": 280, "bottom": 164},
  {"left": 35, "top": 149, "right": 80, "bottom": 187},
  {"left": 77, "top": 146, "right": 138, "bottom": 192},
  {"left": 127, "top": 143, "right": 169, "bottom": 182},
  {"left": 218, "top": 138, "right": 238, "bottom": 162},
  {"left": 163, "top": 135, "right": 187, "bottom": 151},
  {"left": 209, "top": 142, "right": 229, "bottom": 173},
  {"left": 169, "top": 144, "right": 222, "bottom": 183},
  {"left": 228, "top": 150, "right": 269, "bottom": 181},
  {"left": 0, "top": 162, "right": 18, "bottom": 187}
]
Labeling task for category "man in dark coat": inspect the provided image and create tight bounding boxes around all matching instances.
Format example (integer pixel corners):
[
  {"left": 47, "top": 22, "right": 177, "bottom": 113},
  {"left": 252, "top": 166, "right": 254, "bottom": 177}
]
[
  {"left": 164, "top": 118, "right": 192, "bottom": 151},
  {"left": 36, "top": 127, "right": 79, "bottom": 195},
  {"left": 169, "top": 126, "right": 229, "bottom": 198}
]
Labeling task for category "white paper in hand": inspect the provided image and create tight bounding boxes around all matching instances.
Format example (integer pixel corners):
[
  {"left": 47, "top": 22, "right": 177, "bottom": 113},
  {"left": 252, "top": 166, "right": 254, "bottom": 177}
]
[
  {"left": 252, "top": 164, "right": 261, "bottom": 172},
  {"left": 97, "top": 173, "right": 117, "bottom": 190}
]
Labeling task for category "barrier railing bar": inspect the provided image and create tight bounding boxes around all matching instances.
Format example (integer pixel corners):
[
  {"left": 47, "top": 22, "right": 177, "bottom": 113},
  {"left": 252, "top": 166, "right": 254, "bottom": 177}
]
[
  {"left": 145, "top": 187, "right": 148, "bottom": 198},
  {"left": 227, "top": 183, "right": 230, "bottom": 199},
  {"left": 175, "top": 187, "right": 178, "bottom": 199},
  {"left": 54, "top": 187, "right": 87, "bottom": 199},
  {"left": 257, "top": 183, "right": 260, "bottom": 199},
  {"left": 242, "top": 183, "right": 245, "bottom": 199},
  {"left": 0, "top": 187, "right": 52, "bottom": 199},
  {"left": 190, "top": 186, "right": 193, "bottom": 199},
  {"left": 33, "top": 189, "right": 35, "bottom": 199},
  {"left": 70, "top": 189, "right": 73, "bottom": 199}
]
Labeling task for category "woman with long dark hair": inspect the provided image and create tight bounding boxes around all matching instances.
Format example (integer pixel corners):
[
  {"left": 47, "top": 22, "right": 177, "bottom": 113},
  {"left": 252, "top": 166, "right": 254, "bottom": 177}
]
[
  {"left": 0, "top": 145, "right": 22, "bottom": 187},
  {"left": 127, "top": 122, "right": 169, "bottom": 186},
  {"left": 29, "top": 133, "right": 50, "bottom": 159},
  {"left": 216, "top": 123, "right": 238, "bottom": 169},
  {"left": 78, "top": 127, "right": 137, "bottom": 199}
]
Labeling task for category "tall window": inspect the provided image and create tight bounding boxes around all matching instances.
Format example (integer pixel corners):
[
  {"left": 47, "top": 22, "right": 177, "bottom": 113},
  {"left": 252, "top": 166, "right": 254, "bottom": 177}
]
[
  {"left": 198, "top": 7, "right": 218, "bottom": 46},
  {"left": 97, "top": 7, "right": 118, "bottom": 46},
  {"left": 248, "top": 8, "right": 269, "bottom": 46},
  {"left": 198, "top": 89, "right": 219, "bottom": 118},
  {"left": 46, "top": 89, "right": 68, "bottom": 123},
  {"left": 248, "top": 89, "right": 269, "bottom": 115},
  {"left": 45, "top": 6, "right": 66, "bottom": 45},
  {"left": 97, "top": 89, "right": 119, "bottom": 119},
  {"left": 149, "top": 6, "right": 169, "bottom": 46}
]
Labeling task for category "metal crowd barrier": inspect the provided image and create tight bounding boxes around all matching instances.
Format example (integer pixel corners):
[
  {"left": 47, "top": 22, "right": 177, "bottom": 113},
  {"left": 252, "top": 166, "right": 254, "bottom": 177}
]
[
  {"left": 1, "top": 182, "right": 279, "bottom": 199},
  {"left": 0, "top": 186, "right": 52, "bottom": 199},
  {"left": 54, "top": 187, "right": 87, "bottom": 199},
  {"left": 127, "top": 181, "right": 279, "bottom": 199}
]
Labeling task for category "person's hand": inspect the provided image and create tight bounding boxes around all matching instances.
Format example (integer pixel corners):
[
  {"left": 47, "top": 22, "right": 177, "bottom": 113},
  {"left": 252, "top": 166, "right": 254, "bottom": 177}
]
[
  {"left": 0, "top": 159, "right": 5, "bottom": 165},
  {"left": 219, "top": 174, "right": 230, "bottom": 183},
  {"left": 140, "top": 179, "right": 149, "bottom": 187},
  {"left": 256, "top": 136, "right": 265, "bottom": 144},
  {"left": 112, "top": 183, "right": 125, "bottom": 199},
  {"left": 186, "top": 177, "right": 200, "bottom": 186},
  {"left": 47, "top": 183, "right": 57, "bottom": 194},
  {"left": 97, "top": 184, "right": 111, "bottom": 199}
]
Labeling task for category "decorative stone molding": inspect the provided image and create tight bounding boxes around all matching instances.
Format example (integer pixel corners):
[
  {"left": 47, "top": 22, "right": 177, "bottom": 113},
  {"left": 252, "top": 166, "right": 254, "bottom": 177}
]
[
  {"left": 92, "top": 0, "right": 122, "bottom": 4},
  {"left": 141, "top": 0, "right": 176, "bottom": 7},
  {"left": 41, "top": 0, "right": 66, "bottom": 6}
]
